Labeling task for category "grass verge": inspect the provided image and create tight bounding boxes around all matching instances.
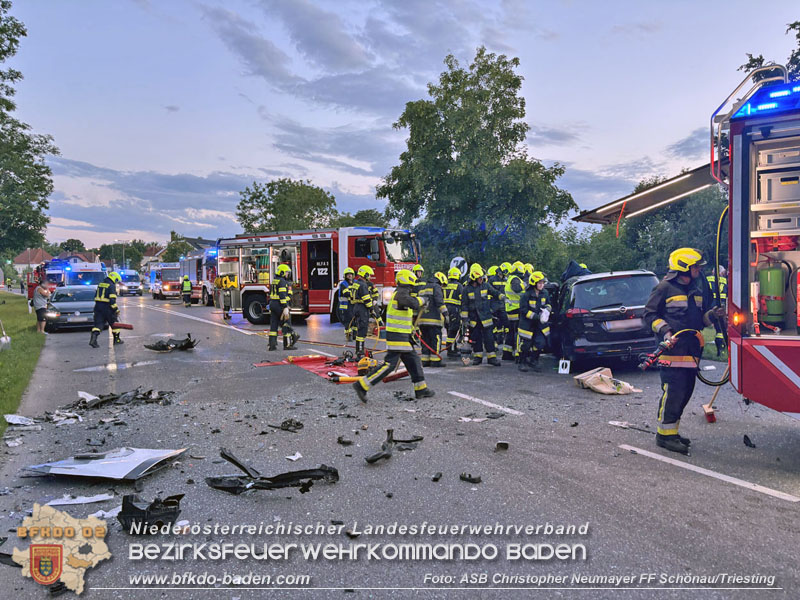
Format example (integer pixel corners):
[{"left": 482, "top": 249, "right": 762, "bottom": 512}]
[
  {"left": 701, "top": 326, "right": 727, "bottom": 363},
  {"left": 0, "top": 291, "right": 46, "bottom": 435}
]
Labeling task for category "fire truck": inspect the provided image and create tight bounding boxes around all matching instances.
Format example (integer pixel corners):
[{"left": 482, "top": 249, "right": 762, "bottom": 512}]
[
  {"left": 215, "top": 227, "right": 420, "bottom": 324},
  {"left": 149, "top": 263, "right": 181, "bottom": 299},
  {"left": 575, "top": 66, "right": 800, "bottom": 418},
  {"left": 179, "top": 248, "right": 218, "bottom": 306},
  {"left": 27, "top": 260, "right": 107, "bottom": 299}
]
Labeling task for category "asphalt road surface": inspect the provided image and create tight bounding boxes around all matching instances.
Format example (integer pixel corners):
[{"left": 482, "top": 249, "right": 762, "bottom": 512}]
[{"left": 1, "top": 295, "right": 798, "bottom": 599}]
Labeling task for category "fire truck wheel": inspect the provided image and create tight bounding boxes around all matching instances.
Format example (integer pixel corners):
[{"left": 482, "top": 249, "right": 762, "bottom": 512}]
[
  {"left": 243, "top": 295, "right": 270, "bottom": 324},
  {"left": 202, "top": 288, "right": 209, "bottom": 306}
]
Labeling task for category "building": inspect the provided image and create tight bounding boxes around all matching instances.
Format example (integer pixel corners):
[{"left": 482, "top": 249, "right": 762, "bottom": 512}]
[{"left": 13, "top": 248, "right": 53, "bottom": 275}]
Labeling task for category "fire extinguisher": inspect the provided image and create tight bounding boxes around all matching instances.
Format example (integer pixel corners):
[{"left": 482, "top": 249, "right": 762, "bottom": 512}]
[{"left": 756, "top": 258, "right": 792, "bottom": 328}]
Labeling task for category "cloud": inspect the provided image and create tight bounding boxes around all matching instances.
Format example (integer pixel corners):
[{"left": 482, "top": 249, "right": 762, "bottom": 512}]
[
  {"left": 550, "top": 162, "right": 638, "bottom": 211},
  {"left": 164, "top": 105, "right": 180, "bottom": 113},
  {"left": 596, "top": 156, "right": 666, "bottom": 181},
  {"left": 260, "top": 0, "right": 372, "bottom": 71},
  {"left": 327, "top": 182, "right": 386, "bottom": 215},
  {"left": 526, "top": 124, "right": 581, "bottom": 146},
  {"left": 609, "top": 21, "right": 662, "bottom": 36},
  {"left": 666, "top": 127, "right": 707, "bottom": 159}
]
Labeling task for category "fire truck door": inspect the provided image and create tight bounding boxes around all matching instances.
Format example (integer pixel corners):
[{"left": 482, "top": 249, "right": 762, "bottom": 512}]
[
  {"left": 271, "top": 245, "right": 302, "bottom": 309},
  {"left": 307, "top": 240, "right": 333, "bottom": 313}
]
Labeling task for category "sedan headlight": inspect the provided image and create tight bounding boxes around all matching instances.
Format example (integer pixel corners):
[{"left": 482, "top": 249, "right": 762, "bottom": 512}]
[{"left": 45, "top": 311, "right": 60, "bottom": 318}]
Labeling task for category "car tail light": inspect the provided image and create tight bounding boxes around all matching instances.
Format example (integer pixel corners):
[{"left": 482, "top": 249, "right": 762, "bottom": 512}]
[{"left": 566, "top": 308, "right": 591, "bottom": 318}]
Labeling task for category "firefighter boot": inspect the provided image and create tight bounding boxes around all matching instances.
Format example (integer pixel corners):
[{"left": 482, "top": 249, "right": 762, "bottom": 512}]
[
  {"left": 113, "top": 332, "right": 124, "bottom": 345},
  {"left": 487, "top": 357, "right": 502, "bottom": 367},
  {"left": 471, "top": 356, "right": 482, "bottom": 366},
  {"left": 268, "top": 336, "right": 278, "bottom": 351},
  {"left": 89, "top": 331, "right": 99, "bottom": 348},
  {"left": 518, "top": 361, "right": 529, "bottom": 372},
  {"left": 415, "top": 387, "right": 435, "bottom": 399},
  {"left": 283, "top": 330, "right": 299, "bottom": 350},
  {"left": 656, "top": 434, "right": 690, "bottom": 455},
  {"left": 355, "top": 340, "right": 365, "bottom": 359},
  {"left": 352, "top": 381, "right": 368, "bottom": 403},
  {"left": 678, "top": 435, "right": 692, "bottom": 446}
]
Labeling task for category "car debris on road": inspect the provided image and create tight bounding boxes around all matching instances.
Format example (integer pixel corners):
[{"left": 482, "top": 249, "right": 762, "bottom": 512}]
[
  {"left": 118, "top": 493, "right": 185, "bottom": 533},
  {"left": 22, "top": 447, "right": 187, "bottom": 480},
  {"left": 144, "top": 333, "right": 199, "bottom": 352}
]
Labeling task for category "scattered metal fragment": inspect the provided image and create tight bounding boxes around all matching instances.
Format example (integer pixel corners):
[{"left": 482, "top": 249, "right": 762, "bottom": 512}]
[
  {"left": 90, "top": 506, "right": 122, "bottom": 520},
  {"left": 4, "top": 415, "right": 35, "bottom": 426},
  {"left": 4, "top": 438, "right": 22, "bottom": 448},
  {"left": 743, "top": 435, "right": 757, "bottom": 449},
  {"left": 485, "top": 412, "right": 505, "bottom": 419},
  {"left": 69, "top": 388, "right": 174, "bottom": 410},
  {"left": 337, "top": 436, "right": 353, "bottom": 446},
  {"left": 345, "top": 529, "right": 360, "bottom": 539},
  {"left": 118, "top": 493, "right": 185, "bottom": 533},
  {"left": 285, "top": 452, "right": 303, "bottom": 462},
  {"left": 460, "top": 473, "right": 481, "bottom": 484},
  {"left": 8, "top": 424, "right": 42, "bottom": 432},
  {"left": 608, "top": 421, "right": 655, "bottom": 435},
  {"left": 45, "top": 493, "right": 115, "bottom": 506},
  {"left": 22, "top": 447, "right": 187, "bottom": 480},
  {"left": 458, "top": 416, "right": 487, "bottom": 423},
  {"left": 205, "top": 447, "right": 339, "bottom": 495},
  {"left": 268, "top": 418, "right": 304, "bottom": 433},
  {"left": 0, "top": 537, "right": 17, "bottom": 567},
  {"left": 570, "top": 422, "right": 579, "bottom": 427},
  {"left": 144, "top": 333, "right": 199, "bottom": 352},
  {"left": 49, "top": 581, "right": 68, "bottom": 596},
  {"left": 495, "top": 441, "right": 509, "bottom": 451},
  {"left": 431, "top": 472, "right": 442, "bottom": 482},
  {"left": 365, "top": 429, "right": 423, "bottom": 463},
  {"left": 86, "top": 438, "right": 105, "bottom": 447}
]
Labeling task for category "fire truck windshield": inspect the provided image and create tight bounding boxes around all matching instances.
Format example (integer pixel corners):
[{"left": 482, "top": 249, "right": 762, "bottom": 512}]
[
  {"left": 67, "top": 271, "right": 105, "bottom": 286},
  {"left": 383, "top": 234, "right": 418, "bottom": 262},
  {"left": 162, "top": 269, "right": 180, "bottom": 282}
]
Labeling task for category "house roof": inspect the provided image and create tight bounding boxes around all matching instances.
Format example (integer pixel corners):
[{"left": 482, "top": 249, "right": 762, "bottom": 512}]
[
  {"left": 143, "top": 246, "right": 163, "bottom": 257},
  {"left": 13, "top": 248, "right": 53, "bottom": 265}
]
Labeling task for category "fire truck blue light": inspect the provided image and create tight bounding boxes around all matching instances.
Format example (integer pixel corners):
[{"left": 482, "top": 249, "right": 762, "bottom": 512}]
[
  {"left": 769, "top": 90, "right": 790, "bottom": 98},
  {"left": 756, "top": 102, "right": 778, "bottom": 110}
]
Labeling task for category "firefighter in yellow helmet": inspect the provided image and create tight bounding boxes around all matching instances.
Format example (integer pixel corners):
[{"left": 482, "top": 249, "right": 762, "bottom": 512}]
[
  {"left": 89, "top": 271, "right": 122, "bottom": 348},
  {"left": 338, "top": 267, "right": 355, "bottom": 341},
  {"left": 354, "top": 269, "right": 434, "bottom": 402},
  {"left": 503, "top": 262, "right": 526, "bottom": 360},
  {"left": 518, "top": 271, "right": 550, "bottom": 372},
  {"left": 412, "top": 264, "right": 426, "bottom": 297},
  {"left": 461, "top": 266, "right": 504, "bottom": 365},
  {"left": 706, "top": 265, "right": 728, "bottom": 356},
  {"left": 269, "top": 264, "right": 299, "bottom": 351},
  {"left": 350, "top": 265, "right": 375, "bottom": 358},
  {"left": 643, "top": 248, "right": 725, "bottom": 455},
  {"left": 444, "top": 266, "right": 464, "bottom": 357},
  {"left": 417, "top": 271, "right": 449, "bottom": 366},
  {"left": 487, "top": 265, "right": 508, "bottom": 350}
]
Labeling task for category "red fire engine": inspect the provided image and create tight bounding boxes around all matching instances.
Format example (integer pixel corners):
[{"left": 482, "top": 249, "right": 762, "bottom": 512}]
[
  {"left": 180, "top": 247, "right": 218, "bottom": 306},
  {"left": 575, "top": 66, "right": 800, "bottom": 418},
  {"left": 26, "top": 260, "right": 107, "bottom": 299},
  {"left": 215, "top": 227, "right": 420, "bottom": 324}
]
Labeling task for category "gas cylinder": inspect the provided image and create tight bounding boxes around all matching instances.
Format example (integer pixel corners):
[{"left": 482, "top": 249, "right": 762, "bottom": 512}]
[{"left": 758, "top": 264, "right": 785, "bottom": 326}]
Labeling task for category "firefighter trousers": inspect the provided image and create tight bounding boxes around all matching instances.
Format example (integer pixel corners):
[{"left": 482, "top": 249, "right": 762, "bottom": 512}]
[
  {"left": 352, "top": 303, "right": 370, "bottom": 355},
  {"left": 470, "top": 319, "right": 496, "bottom": 360},
  {"left": 339, "top": 306, "right": 353, "bottom": 338},
  {"left": 269, "top": 300, "right": 292, "bottom": 349},
  {"left": 420, "top": 324, "right": 442, "bottom": 364},
  {"left": 504, "top": 316, "right": 518, "bottom": 360},
  {"left": 357, "top": 350, "right": 428, "bottom": 394},
  {"left": 92, "top": 305, "right": 118, "bottom": 336},
  {"left": 656, "top": 367, "right": 697, "bottom": 436},
  {"left": 445, "top": 306, "right": 461, "bottom": 353},
  {"left": 518, "top": 318, "right": 547, "bottom": 364},
  {"left": 492, "top": 309, "right": 509, "bottom": 352}
]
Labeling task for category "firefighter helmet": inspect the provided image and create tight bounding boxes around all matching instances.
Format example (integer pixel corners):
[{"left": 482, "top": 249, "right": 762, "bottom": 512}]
[
  {"left": 469, "top": 267, "right": 485, "bottom": 281},
  {"left": 487, "top": 265, "right": 498, "bottom": 276},
  {"left": 276, "top": 264, "right": 291, "bottom": 276},
  {"left": 448, "top": 267, "right": 461, "bottom": 280},
  {"left": 396, "top": 269, "right": 416, "bottom": 286},
  {"left": 500, "top": 262, "right": 512, "bottom": 274},
  {"left": 108, "top": 272, "right": 121, "bottom": 283},
  {"left": 512, "top": 261, "right": 525, "bottom": 273},
  {"left": 343, "top": 267, "right": 355, "bottom": 277},
  {"left": 668, "top": 248, "right": 706, "bottom": 272},
  {"left": 357, "top": 265, "right": 374, "bottom": 278},
  {"left": 183, "top": 275, "right": 189, "bottom": 280},
  {"left": 434, "top": 271, "right": 447, "bottom": 285},
  {"left": 524, "top": 263, "right": 534, "bottom": 275},
  {"left": 412, "top": 264, "right": 424, "bottom": 275},
  {"left": 529, "top": 271, "right": 545, "bottom": 285}
]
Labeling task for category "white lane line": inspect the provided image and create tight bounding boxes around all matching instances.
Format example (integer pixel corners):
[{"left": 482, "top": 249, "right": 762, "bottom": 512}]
[
  {"left": 447, "top": 391, "right": 523, "bottom": 416},
  {"left": 308, "top": 349, "right": 336, "bottom": 357},
  {"left": 619, "top": 445, "right": 800, "bottom": 503},
  {"left": 141, "top": 305, "right": 260, "bottom": 335}
]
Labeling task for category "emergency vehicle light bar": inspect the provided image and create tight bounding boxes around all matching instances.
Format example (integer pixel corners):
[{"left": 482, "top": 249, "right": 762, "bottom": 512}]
[{"left": 732, "top": 80, "right": 800, "bottom": 120}]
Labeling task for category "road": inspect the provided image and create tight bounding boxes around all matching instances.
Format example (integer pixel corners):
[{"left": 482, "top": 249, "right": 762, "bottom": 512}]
[{"left": 0, "top": 295, "right": 798, "bottom": 599}]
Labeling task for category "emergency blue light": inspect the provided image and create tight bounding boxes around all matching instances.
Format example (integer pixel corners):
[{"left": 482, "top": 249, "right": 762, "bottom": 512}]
[
  {"left": 65, "top": 267, "right": 71, "bottom": 271},
  {"left": 207, "top": 249, "right": 217, "bottom": 255},
  {"left": 756, "top": 102, "right": 778, "bottom": 110},
  {"left": 769, "top": 90, "right": 790, "bottom": 98},
  {"left": 732, "top": 80, "right": 800, "bottom": 120}
]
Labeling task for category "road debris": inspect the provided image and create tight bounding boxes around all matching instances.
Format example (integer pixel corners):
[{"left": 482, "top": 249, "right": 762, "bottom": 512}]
[
  {"left": 22, "top": 447, "right": 187, "bottom": 480},
  {"left": 144, "top": 333, "right": 199, "bottom": 352},
  {"left": 495, "top": 441, "right": 509, "bottom": 451},
  {"left": 45, "top": 493, "right": 115, "bottom": 506},
  {"left": 4, "top": 414, "right": 35, "bottom": 426},
  {"left": 336, "top": 436, "right": 353, "bottom": 446},
  {"left": 431, "top": 472, "right": 442, "bottom": 482},
  {"left": 485, "top": 412, "right": 505, "bottom": 419},
  {"left": 609, "top": 421, "right": 655, "bottom": 435},
  {"left": 5, "top": 438, "right": 22, "bottom": 448},
  {"left": 69, "top": 388, "right": 174, "bottom": 410},
  {"left": 118, "top": 494, "right": 185, "bottom": 533},
  {"left": 460, "top": 473, "right": 482, "bottom": 484},
  {"left": 574, "top": 367, "right": 642, "bottom": 394},
  {"left": 268, "top": 418, "right": 304, "bottom": 433},
  {"left": 743, "top": 435, "right": 757, "bottom": 449},
  {"left": 205, "top": 448, "right": 339, "bottom": 495},
  {"left": 458, "top": 417, "right": 487, "bottom": 423},
  {"left": 365, "top": 429, "right": 424, "bottom": 464},
  {"left": 48, "top": 410, "right": 83, "bottom": 425},
  {"left": 90, "top": 506, "right": 122, "bottom": 520},
  {"left": 0, "top": 537, "right": 16, "bottom": 567},
  {"left": 285, "top": 452, "right": 303, "bottom": 462}
]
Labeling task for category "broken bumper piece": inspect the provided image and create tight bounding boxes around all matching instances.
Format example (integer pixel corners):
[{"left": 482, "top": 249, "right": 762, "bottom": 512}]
[
  {"left": 118, "top": 493, "right": 184, "bottom": 533},
  {"left": 205, "top": 447, "right": 339, "bottom": 495},
  {"left": 22, "top": 447, "right": 186, "bottom": 480}
]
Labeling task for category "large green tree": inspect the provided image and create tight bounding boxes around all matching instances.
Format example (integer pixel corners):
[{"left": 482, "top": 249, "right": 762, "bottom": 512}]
[
  {"left": 739, "top": 21, "right": 800, "bottom": 80},
  {"left": 236, "top": 178, "right": 337, "bottom": 233},
  {"left": 0, "top": 0, "right": 58, "bottom": 255},
  {"left": 59, "top": 238, "right": 86, "bottom": 253},
  {"left": 333, "top": 208, "right": 389, "bottom": 228},
  {"left": 377, "top": 47, "right": 575, "bottom": 269}
]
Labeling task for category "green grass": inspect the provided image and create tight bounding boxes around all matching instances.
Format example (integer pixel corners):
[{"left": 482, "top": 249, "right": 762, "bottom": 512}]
[
  {"left": 0, "top": 291, "right": 46, "bottom": 435},
  {"left": 701, "top": 326, "right": 727, "bottom": 362}
]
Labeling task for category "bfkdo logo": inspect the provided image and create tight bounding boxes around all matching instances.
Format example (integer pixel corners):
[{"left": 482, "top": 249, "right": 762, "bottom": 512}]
[{"left": 30, "top": 544, "right": 63, "bottom": 585}]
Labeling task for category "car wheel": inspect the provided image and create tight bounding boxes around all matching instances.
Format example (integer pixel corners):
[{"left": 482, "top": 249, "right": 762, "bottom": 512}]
[
  {"left": 243, "top": 295, "right": 270, "bottom": 324},
  {"left": 44, "top": 323, "right": 56, "bottom": 333},
  {"left": 560, "top": 340, "right": 575, "bottom": 362},
  {"left": 152, "top": 292, "right": 157, "bottom": 299}
]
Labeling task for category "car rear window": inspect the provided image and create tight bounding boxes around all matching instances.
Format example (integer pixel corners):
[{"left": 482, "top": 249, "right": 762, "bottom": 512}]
[
  {"left": 573, "top": 275, "right": 658, "bottom": 310},
  {"left": 52, "top": 289, "right": 96, "bottom": 302}
]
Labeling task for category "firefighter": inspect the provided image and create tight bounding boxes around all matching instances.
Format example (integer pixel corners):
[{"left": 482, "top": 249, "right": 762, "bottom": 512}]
[
  {"left": 487, "top": 265, "right": 509, "bottom": 352},
  {"left": 503, "top": 263, "right": 526, "bottom": 361},
  {"left": 461, "top": 266, "right": 503, "bottom": 366},
  {"left": 412, "top": 264, "right": 426, "bottom": 296},
  {"left": 350, "top": 265, "right": 375, "bottom": 358},
  {"left": 418, "top": 271, "right": 449, "bottom": 367},
  {"left": 444, "top": 267, "right": 463, "bottom": 358},
  {"left": 644, "top": 248, "right": 725, "bottom": 455},
  {"left": 338, "top": 267, "right": 355, "bottom": 341},
  {"left": 353, "top": 269, "right": 434, "bottom": 402},
  {"left": 182, "top": 275, "right": 192, "bottom": 307},
  {"left": 706, "top": 266, "right": 728, "bottom": 356},
  {"left": 517, "top": 271, "right": 551, "bottom": 372},
  {"left": 89, "top": 271, "right": 122, "bottom": 348},
  {"left": 268, "top": 264, "right": 299, "bottom": 351}
]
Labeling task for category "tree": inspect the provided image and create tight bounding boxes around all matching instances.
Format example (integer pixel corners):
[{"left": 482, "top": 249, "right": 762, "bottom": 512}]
[
  {"left": 333, "top": 208, "right": 390, "bottom": 228},
  {"left": 160, "top": 232, "right": 194, "bottom": 263},
  {"left": 59, "top": 238, "right": 86, "bottom": 253},
  {"left": 236, "top": 178, "right": 338, "bottom": 233},
  {"left": 739, "top": 21, "right": 800, "bottom": 81},
  {"left": 377, "top": 47, "right": 575, "bottom": 267},
  {"left": 0, "top": 1, "right": 59, "bottom": 255}
]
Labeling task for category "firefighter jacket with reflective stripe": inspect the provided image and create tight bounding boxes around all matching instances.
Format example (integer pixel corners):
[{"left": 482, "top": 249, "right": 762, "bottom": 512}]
[
  {"left": 418, "top": 280, "right": 447, "bottom": 326},
  {"left": 504, "top": 276, "right": 524, "bottom": 314},
  {"left": 182, "top": 279, "right": 192, "bottom": 293},
  {"left": 338, "top": 279, "right": 352, "bottom": 309},
  {"left": 706, "top": 274, "right": 727, "bottom": 302},
  {"left": 443, "top": 281, "right": 462, "bottom": 306},
  {"left": 349, "top": 278, "right": 374, "bottom": 308},
  {"left": 488, "top": 274, "right": 506, "bottom": 312},
  {"left": 644, "top": 272, "right": 708, "bottom": 365},
  {"left": 385, "top": 285, "right": 423, "bottom": 352},
  {"left": 94, "top": 279, "right": 119, "bottom": 311},
  {"left": 269, "top": 276, "right": 290, "bottom": 305},
  {"left": 521, "top": 288, "right": 551, "bottom": 320},
  {"left": 461, "top": 281, "right": 501, "bottom": 325}
]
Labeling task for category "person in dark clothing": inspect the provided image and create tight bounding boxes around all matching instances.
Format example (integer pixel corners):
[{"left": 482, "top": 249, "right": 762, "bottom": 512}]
[
  {"left": 643, "top": 248, "right": 725, "bottom": 455},
  {"left": 518, "top": 271, "right": 551, "bottom": 372},
  {"left": 182, "top": 275, "right": 192, "bottom": 307},
  {"left": 90, "top": 272, "right": 122, "bottom": 347},
  {"left": 487, "top": 265, "right": 509, "bottom": 353},
  {"left": 705, "top": 266, "right": 728, "bottom": 356},
  {"left": 338, "top": 267, "right": 355, "bottom": 341},
  {"left": 353, "top": 269, "right": 434, "bottom": 402},
  {"left": 418, "top": 271, "right": 448, "bottom": 367},
  {"left": 443, "top": 267, "right": 463, "bottom": 358},
  {"left": 503, "top": 263, "right": 526, "bottom": 360},
  {"left": 350, "top": 265, "right": 375, "bottom": 358},
  {"left": 461, "top": 266, "right": 504, "bottom": 366},
  {"left": 268, "top": 264, "right": 299, "bottom": 351}
]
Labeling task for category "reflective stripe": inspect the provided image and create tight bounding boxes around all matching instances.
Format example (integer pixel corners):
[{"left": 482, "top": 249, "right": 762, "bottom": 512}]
[
  {"left": 505, "top": 276, "right": 521, "bottom": 311},
  {"left": 665, "top": 295, "right": 688, "bottom": 303},
  {"left": 651, "top": 318, "right": 667, "bottom": 333},
  {"left": 481, "top": 318, "right": 493, "bottom": 328},
  {"left": 657, "top": 383, "right": 668, "bottom": 422},
  {"left": 518, "top": 328, "right": 532, "bottom": 339},
  {"left": 657, "top": 424, "right": 680, "bottom": 436},
  {"left": 541, "top": 327, "right": 550, "bottom": 335},
  {"left": 414, "top": 381, "right": 427, "bottom": 391},
  {"left": 660, "top": 355, "right": 699, "bottom": 368}
]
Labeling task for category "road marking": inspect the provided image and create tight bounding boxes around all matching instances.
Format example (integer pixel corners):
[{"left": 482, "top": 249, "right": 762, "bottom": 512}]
[
  {"left": 141, "top": 305, "right": 260, "bottom": 335},
  {"left": 619, "top": 444, "right": 800, "bottom": 503},
  {"left": 447, "top": 391, "right": 523, "bottom": 416},
  {"left": 308, "top": 349, "right": 336, "bottom": 357},
  {"left": 74, "top": 360, "right": 159, "bottom": 372}
]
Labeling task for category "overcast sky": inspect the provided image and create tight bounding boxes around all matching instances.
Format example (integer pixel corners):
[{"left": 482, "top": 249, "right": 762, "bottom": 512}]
[{"left": 8, "top": 0, "right": 799, "bottom": 247}]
